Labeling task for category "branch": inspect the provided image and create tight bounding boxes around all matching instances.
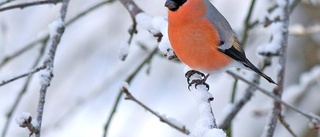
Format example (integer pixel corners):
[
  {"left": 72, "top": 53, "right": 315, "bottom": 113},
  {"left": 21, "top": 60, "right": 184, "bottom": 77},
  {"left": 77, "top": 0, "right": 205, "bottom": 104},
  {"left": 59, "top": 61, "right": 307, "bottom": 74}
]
[
  {"left": 15, "top": 112, "right": 38, "bottom": 136},
  {"left": 219, "top": 59, "right": 271, "bottom": 130},
  {"left": 0, "top": 0, "right": 61, "bottom": 12},
  {"left": 118, "top": 0, "right": 143, "bottom": 61},
  {"left": 103, "top": 47, "right": 158, "bottom": 137},
  {"left": 226, "top": 70, "right": 320, "bottom": 124},
  {"left": 121, "top": 86, "right": 190, "bottom": 135},
  {"left": 34, "top": 0, "right": 69, "bottom": 136},
  {"left": 1, "top": 0, "right": 115, "bottom": 68},
  {"left": 0, "top": 0, "right": 15, "bottom": 6},
  {"left": 1, "top": 40, "right": 47, "bottom": 137},
  {"left": 263, "top": 0, "right": 290, "bottom": 136},
  {"left": 248, "top": 0, "right": 301, "bottom": 31},
  {"left": 185, "top": 75, "right": 226, "bottom": 137},
  {"left": 240, "top": 0, "right": 256, "bottom": 47},
  {"left": 0, "top": 65, "right": 46, "bottom": 87}
]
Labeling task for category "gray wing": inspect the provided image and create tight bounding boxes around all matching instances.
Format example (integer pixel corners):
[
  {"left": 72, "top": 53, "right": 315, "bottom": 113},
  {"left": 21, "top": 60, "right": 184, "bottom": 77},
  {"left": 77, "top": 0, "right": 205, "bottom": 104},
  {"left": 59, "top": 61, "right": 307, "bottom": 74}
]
[{"left": 203, "top": 0, "right": 236, "bottom": 50}]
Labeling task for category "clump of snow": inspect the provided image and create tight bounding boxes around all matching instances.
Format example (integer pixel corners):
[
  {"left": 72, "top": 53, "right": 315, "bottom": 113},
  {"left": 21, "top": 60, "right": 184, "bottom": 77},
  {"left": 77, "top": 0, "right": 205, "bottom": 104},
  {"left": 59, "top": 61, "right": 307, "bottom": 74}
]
[
  {"left": 160, "top": 114, "right": 184, "bottom": 129},
  {"left": 257, "top": 1, "right": 290, "bottom": 56},
  {"left": 48, "top": 18, "right": 64, "bottom": 38},
  {"left": 257, "top": 22, "right": 283, "bottom": 55},
  {"left": 135, "top": 13, "right": 173, "bottom": 59},
  {"left": 203, "top": 128, "right": 227, "bottom": 137},
  {"left": 190, "top": 86, "right": 220, "bottom": 137},
  {"left": 118, "top": 41, "right": 130, "bottom": 61},
  {"left": 39, "top": 68, "right": 52, "bottom": 86},
  {"left": 15, "top": 112, "right": 31, "bottom": 127},
  {"left": 135, "top": 13, "right": 166, "bottom": 35},
  {"left": 121, "top": 81, "right": 130, "bottom": 89}
]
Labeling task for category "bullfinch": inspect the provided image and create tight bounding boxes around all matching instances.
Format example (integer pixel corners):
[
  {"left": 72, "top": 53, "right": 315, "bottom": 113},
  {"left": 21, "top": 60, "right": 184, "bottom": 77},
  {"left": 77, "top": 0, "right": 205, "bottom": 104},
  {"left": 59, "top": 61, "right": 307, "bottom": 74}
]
[{"left": 164, "top": 0, "right": 276, "bottom": 87}]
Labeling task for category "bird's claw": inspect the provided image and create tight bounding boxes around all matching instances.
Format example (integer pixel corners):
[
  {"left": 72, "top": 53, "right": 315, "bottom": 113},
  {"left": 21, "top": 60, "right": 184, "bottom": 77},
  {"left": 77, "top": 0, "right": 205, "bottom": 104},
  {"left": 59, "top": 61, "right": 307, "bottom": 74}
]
[
  {"left": 185, "top": 70, "right": 205, "bottom": 83},
  {"left": 185, "top": 70, "right": 210, "bottom": 91}
]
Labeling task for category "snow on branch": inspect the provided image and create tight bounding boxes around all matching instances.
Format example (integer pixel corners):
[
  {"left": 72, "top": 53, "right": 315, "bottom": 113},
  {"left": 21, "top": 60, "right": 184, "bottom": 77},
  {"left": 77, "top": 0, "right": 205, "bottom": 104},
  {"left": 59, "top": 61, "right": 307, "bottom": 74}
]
[
  {"left": 15, "top": 112, "right": 38, "bottom": 136},
  {"left": 188, "top": 84, "right": 226, "bottom": 137},
  {"left": 33, "top": 0, "right": 69, "bottom": 137},
  {"left": 226, "top": 70, "right": 320, "bottom": 128},
  {"left": 120, "top": 85, "right": 190, "bottom": 135},
  {"left": 119, "top": 0, "right": 174, "bottom": 60},
  {"left": 261, "top": 0, "right": 291, "bottom": 136}
]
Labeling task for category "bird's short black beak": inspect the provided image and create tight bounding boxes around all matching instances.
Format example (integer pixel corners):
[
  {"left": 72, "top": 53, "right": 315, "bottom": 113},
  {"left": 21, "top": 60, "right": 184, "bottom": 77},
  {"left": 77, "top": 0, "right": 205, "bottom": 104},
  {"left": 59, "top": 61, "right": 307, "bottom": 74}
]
[{"left": 165, "top": 0, "right": 179, "bottom": 11}]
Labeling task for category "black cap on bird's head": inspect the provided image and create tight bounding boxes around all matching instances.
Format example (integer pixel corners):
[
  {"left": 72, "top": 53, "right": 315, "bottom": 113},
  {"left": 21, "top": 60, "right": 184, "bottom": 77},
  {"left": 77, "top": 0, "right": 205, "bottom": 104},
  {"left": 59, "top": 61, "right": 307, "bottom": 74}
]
[{"left": 165, "top": 0, "right": 187, "bottom": 11}]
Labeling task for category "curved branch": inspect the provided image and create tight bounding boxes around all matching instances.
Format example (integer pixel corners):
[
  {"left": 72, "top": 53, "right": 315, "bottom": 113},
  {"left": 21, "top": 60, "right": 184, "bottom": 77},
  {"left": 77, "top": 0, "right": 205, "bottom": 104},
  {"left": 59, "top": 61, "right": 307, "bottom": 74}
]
[
  {"left": 0, "top": 0, "right": 61, "bottom": 12},
  {"left": 121, "top": 86, "right": 190, "bottom": 135}
]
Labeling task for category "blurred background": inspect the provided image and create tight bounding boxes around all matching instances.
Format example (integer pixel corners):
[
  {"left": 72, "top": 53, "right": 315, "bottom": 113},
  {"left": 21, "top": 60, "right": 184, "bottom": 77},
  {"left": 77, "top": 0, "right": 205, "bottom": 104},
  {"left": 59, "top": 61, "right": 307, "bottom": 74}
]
[{"left": 0, "top": 0, "right": 320, "bottom": 137}]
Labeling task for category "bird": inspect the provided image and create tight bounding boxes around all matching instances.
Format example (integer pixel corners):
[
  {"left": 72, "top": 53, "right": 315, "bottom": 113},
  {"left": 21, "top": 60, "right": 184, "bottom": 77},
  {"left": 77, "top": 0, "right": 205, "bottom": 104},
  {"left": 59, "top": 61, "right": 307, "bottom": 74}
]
[{"left": 164, "top": 0, "right": 276, "bottom": 88}]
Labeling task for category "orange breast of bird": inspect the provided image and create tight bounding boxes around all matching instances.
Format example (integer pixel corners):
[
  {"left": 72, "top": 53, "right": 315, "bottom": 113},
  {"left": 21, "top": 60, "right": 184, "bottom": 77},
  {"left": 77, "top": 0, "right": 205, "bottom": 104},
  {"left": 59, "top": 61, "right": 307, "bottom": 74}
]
[{"left": 168, "top": 0, "right": 232, "bottom": 72}]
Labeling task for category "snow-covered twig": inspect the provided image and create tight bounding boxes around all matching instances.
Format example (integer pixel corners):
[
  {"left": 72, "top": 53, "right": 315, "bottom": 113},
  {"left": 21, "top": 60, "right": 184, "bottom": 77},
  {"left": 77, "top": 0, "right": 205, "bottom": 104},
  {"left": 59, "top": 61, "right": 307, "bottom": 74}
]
[
  {"left": 0, "top": 65, "right": 46, "bottom": 87},
  {"left": 34, "top": 0, "right": 69, "bottom": 136},
  {"left": 188, "top": 83, "right": 226, "bottom": 137},
  {"left": 120, "top": 0, "right": 174, "bottom": 60},
  {"left": 260, "top": 0, "right": 290, "bottom": 136},
  {"left": 1, "top": 41, "right": 48, "bottom": 137},
  {"left": 0, "top": 0, "right": 60, "bottom": 12},
  {"left": 248, "top": 0, "right": 301, "bottom": 31},
  {"left": 118, "top": 0, "right": 143, "bottom": 61},
  {"left": 0, "top": 0, "right": 115, "bottom": 68},
  {"left": 120, "top": 86, "right": 190, "bottom": 135},
  {"left": 226, "top": 70, "right": 320, "bottom": 126},
  {"left": 15, "top": 112, "right": 37, "bottom": 136}
]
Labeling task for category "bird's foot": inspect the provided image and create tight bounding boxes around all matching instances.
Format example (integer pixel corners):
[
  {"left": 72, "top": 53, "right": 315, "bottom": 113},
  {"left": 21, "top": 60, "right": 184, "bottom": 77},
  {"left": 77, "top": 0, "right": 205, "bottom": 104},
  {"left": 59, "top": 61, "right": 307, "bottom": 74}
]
[{"left": 185, "top": 70, "right": 210, "bottom": 91}]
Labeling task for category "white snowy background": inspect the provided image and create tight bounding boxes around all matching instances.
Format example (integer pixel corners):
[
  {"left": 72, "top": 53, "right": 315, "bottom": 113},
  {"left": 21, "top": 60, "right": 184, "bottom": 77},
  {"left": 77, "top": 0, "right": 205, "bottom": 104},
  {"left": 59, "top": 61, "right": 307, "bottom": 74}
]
[{"left": 0, "top": 0, "right": 320, "bottom": 137}]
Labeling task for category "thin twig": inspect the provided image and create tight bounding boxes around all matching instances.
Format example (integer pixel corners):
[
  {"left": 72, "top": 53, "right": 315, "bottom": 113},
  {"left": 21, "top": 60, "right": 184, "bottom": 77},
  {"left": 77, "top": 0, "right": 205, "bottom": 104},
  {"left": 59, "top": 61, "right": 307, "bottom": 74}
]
[
  {"left": 278, "top": 114, "right": 298, "bottom": 137},
  {"left": 248, "top": 0, "right": 301, "bottom": 31},
  {"left": 0, "top": 65, "right": 46, "bottom": 87},
  {"left": 241, "top": 0, "right": 256, "bottom": 47},
  {"left": 35, "top": 0, "right": 69, "bottom": 136},
  {"left": 0, "top": 0, "right": 12, "bottom": 6},
  {"left": 226, "top": 70, "right": 320, "bottom": 123},
  {"left": 219, "top": 60, "right": 269, "bottom": 130},
  {"left": 121, "top": 86, "right": 190, "bottom": 135},
  {"left": 0, "top": 38, "right": 46, "bottom": 67},
  {"left": 1, "top": 0, "right": 115, "bottom": 68},
  {"left": 103, "top": 47, "right": 158, "bottom": 137},
  {"left": 1, "top": 40, "right": 47, "bottom": 137},
  {"left": 118, "top": 0, "right": 143, "bottom": 60},
  {"left": 0, "top": 0, "right": 61, "bottom": 12}
]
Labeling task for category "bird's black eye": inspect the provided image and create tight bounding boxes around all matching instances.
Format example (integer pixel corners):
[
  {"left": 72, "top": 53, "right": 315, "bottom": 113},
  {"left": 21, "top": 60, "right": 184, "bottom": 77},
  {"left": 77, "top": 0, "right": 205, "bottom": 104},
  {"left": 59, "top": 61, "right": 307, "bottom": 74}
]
[{"left": 165, "top": 0, "right": 187, "bottom": 11}]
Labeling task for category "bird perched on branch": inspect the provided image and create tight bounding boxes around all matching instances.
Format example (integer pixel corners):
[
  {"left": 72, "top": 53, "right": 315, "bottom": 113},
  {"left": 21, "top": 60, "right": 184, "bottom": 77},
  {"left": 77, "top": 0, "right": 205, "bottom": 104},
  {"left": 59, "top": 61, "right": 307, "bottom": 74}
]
[{"left": 164, "top": 0, "right": 276, "bottom": 88}]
